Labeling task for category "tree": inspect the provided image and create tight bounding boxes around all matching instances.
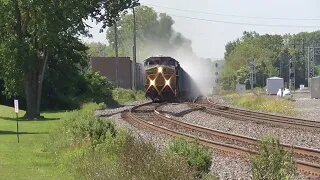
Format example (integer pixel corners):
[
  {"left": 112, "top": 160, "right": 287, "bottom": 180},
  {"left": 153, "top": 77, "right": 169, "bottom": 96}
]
[
  {"left": 105, "top": 5, "right": 193, "bottom": 61},
  {"left": 220, "top": 32, "right": 283, "bottom": 90},
  {"left": 85, "top": 42, "right": 108, "bottom": 57},
  {"left": 0, "top": 0, "right": 138, "bottom": 119}
]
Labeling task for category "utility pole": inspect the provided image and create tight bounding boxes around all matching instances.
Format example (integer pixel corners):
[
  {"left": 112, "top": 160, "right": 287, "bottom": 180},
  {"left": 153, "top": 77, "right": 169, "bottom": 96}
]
[
  {"left": 308, "top": 41, "right": 316, "bottom": 88},
  {"left": 132, "top": 6, "right": 137, "bottom": 90},
  {"left": 249, "top": 59, "right": 256, "bottom": 91},
  {"left": 114, "top": 21, "right": 119, "bottom": 87},
  {"left": 289, "top": 58, "right": 295, "bottom": 92},
  {"left": 289, "top": 40, "right": 296, "bottom": 92},
  {"left": 279, "top": 56, "right": 282, "bottom": 78}
]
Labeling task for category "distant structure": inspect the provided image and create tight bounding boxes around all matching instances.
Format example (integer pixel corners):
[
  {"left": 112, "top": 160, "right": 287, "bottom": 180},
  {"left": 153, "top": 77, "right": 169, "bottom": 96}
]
[
  {"left": 90, "top": 57, "right": 145, "bottom": 89},
  {"left": 266, "top": 77, "right": 284, "bottom": 95},
  {"left": 212, "top": 59, "right": 224, "bottom": 93},
  {"left": 311, "top": 76, "right": 320, "bottom": 99}
]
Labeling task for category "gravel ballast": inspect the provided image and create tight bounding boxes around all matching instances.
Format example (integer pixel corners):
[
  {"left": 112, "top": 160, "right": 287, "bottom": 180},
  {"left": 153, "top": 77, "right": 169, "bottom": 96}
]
[
  {"left": 98, "top": 103, "right": 254, "bottom": 179},
  {"left": 159, "top": 103, "right": 320, "bottom": 150},
  {"left": 96, "top": 97, "right": 318, "bottom": 179}
]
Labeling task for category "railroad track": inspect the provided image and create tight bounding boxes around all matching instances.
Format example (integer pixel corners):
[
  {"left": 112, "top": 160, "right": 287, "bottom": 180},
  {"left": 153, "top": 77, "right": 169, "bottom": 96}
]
[
  {"left": 192, "top": 97, "right": 320, "bottom": 131},
  {"left": 122, "top": 102, "right": 320, "bottom": 178}
]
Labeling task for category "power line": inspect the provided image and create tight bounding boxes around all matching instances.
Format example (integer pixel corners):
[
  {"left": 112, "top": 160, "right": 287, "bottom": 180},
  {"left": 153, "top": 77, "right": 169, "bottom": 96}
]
[
  {"left": 144, "top": 3, "right": 320, "bottom": 21},
  {"left": 169, "top": 14, "right": 320, "bottom": 28}
]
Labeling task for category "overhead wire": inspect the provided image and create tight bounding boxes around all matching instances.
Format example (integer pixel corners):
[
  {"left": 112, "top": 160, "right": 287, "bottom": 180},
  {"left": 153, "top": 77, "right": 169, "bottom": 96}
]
[
  {"left": 144, "top": 3, "right": 320, "bottom": 21},
  {"left": 169, "top": 14, "right": 320, "bottom": 28}
]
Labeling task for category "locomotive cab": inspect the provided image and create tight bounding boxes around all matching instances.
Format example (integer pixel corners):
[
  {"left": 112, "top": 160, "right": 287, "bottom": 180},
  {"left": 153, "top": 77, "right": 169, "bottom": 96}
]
[{"left": 144, "top": 57, "right": 179, "bottom": 102}]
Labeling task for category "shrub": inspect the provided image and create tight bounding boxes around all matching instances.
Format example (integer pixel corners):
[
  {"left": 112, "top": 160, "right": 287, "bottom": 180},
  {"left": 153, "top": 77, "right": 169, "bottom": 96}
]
[
  {"left": 252, "top": 137, "right": 297, "bottom": 180},
  {"left": 112, "top": 88, "right": 145, "bottom": 105},
  {"left": 66, "top": 103, "right": 116, "bottom": 147},
  {"left": 117, "top": 135, "right": 195, "bottom": 180},
  {"left": 78, "top": 71, "right": 116, "bottom": 106},
  {"left": 168, "top": 138, "right": 213, "bottom": 178},
  {"left": 47, "top": 103, "right": 198, "bottom": 180},
  {"left": 46, "top": 103, "right": 116, "bottom": 153}
]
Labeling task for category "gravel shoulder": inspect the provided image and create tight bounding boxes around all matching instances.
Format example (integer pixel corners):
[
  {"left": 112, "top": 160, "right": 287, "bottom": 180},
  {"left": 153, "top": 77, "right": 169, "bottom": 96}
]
[{"left": 292, "top": 92, "right": 320, "bottom": 122}]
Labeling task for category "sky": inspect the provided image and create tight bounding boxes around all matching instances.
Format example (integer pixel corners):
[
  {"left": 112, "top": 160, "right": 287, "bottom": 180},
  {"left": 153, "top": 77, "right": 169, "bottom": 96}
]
[{"left": 82, "top": 0, "right": 320, "bottom": 59}]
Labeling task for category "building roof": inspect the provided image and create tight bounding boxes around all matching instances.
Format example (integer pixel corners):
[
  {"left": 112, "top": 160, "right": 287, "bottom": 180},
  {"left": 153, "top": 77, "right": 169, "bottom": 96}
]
[{"left": 267, "top": 77, "right": 283, "bottom": 80}]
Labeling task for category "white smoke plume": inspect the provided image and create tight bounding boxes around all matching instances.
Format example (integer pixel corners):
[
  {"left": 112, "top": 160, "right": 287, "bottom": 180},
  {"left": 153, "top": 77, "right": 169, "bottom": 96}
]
[{"left": 142, "top": 41, "right": 214, "bottom": 97}]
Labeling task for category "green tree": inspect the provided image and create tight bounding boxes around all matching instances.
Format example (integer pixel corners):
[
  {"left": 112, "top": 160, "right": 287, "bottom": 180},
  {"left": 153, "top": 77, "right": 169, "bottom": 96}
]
[
  {"left": 0, "top": 0, "right": 138, "bottom": 119},
  {"left": 220, "top": 32, "right": 283, "bottom": 90},
  {"left": 106, "top": 5, "right": 193, "bottom": 61},
  {"left": 85, "top": 42, "right": 108, "bottom": 57}
]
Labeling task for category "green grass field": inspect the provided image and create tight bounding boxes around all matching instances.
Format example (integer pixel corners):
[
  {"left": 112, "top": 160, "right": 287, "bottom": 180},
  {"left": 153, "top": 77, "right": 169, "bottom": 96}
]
[{"left": 0, "top": 105, "right": 71, "bottom": 180}]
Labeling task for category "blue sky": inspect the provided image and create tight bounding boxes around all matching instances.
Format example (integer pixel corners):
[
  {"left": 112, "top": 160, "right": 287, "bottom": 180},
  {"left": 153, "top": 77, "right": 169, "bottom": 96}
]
[{"left": 82, "top": 0, "right": 320, "bottom": 59}]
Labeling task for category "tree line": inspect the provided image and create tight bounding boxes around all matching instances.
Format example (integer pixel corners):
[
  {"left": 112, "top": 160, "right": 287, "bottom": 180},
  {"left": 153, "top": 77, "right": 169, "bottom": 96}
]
[{"left": 221, "top": 31, "right": 320, "bottom": 90}]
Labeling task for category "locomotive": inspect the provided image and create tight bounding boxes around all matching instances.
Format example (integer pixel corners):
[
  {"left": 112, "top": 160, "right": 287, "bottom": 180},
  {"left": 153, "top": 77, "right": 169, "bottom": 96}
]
[{"left": 144, "top": 56, "right": 201, "bottom": 102}]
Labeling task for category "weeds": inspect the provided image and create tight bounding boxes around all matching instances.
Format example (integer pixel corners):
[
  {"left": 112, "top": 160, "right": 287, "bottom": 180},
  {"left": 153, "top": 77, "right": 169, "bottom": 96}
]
[
  {"left": 225, "top": 93, "right": 296, "bottom": 115},
  {"left": 47, "top": 103, "right": 202, "bottom": 179},
  {"left": 168, "top": 138, "right": 213, "bottom": 178},
  {"left": 112, "top": 88, "right": 145, "bottom": 105},
  {"left": 252, "top": 137, "right": 297, "bottom": 180}
]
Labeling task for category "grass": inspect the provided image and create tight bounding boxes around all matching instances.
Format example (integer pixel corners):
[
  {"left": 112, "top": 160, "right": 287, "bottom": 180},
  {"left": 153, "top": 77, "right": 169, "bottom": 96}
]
[
  {"left": 0, "top": 105, "right": 71, "bottom": 180},
  {"left": 225, "top": 92, "right": 296, "bottom": 116}
]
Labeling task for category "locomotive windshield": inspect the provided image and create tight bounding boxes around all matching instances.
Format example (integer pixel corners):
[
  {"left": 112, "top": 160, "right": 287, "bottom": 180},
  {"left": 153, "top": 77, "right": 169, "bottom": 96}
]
[{"left": 144, "top": 57, "right": 177, "bottom": 67}]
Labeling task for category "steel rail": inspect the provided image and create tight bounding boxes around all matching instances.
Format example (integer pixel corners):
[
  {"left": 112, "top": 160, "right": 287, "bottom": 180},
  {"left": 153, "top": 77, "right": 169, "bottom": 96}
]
[
  {"left": 208, "top": 97, "right": 320, "bottom": 128},
  {"left": 193, "top": 97, "right": 320, "bottom": 131},
  {"left": 125, "top": 102, "right": 320, "bottom": 177}
]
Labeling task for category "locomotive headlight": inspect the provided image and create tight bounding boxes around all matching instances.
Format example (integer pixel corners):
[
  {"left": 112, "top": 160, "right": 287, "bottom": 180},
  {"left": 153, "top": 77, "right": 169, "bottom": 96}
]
[
  {"left": 150, "top": 79, "right": 155, "bottom": 86},
  {"left": 157, "top": 66, "right": 163, "bottom": 73},
  {"left": 165, "top": 79, "right": 170, "bottom": 86}
]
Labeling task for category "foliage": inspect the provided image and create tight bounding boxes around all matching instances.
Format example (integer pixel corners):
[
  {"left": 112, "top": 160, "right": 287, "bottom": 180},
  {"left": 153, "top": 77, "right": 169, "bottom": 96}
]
[
  {"left": 225, "top": 92, "right": 296, "bottom": 116},
  {"left": 81, "top": 71, "right": 115, "bottom": 105},
  {"left": 252, "top": 137, "right": 297, "bottom": 180},
  {"left": 47, "top": 103, "right": 197, "bottom": 179},
  {"left": 85, "top": 42, "right": 108, "bottom": 57},
  {"left": 168, "top": 138, "right": 213, "bottom": 178},
  {"left": 105, "top": 5, "right": 193, "bottom": 61},
  {"left": 0, "top": 0, "right": 138, "bottom": 118},
  {"left": 221, "top": 31, "right": 320, "bottom": 91},
  {"left": 315, "top": 65, "right": 320, "bottom": 76},
  {"left": 221, "top": 31, "right": 282, "bottom": 90},
  {"left": 112, "top": 88, "right": 145, "bottom": 105}
]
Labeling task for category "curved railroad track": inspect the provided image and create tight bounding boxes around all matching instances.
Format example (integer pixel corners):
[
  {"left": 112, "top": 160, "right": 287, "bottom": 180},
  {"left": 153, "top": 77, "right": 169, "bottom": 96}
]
[
  {"left": 121, "top": 102, "right": 320, "bottom": 178},
  {"left": 192, "top": 97, "right": 320, "bottom": 131}
]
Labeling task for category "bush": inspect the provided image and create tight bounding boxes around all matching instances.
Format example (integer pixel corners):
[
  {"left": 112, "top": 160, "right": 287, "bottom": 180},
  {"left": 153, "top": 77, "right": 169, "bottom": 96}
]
[
  {"left": 81, "top": 71, "right": 115, "bottom": 104},
  {"left": 47, "top": 103, "right": 198, "bottom": 179},
  {"left": 112, "top": 88, "right": 145, "bottom": 105},
  {"left": 45, "top": 103, "right": 116, "bottom": 153},
  {"left": 252, "top": 137, "right": 297, "bottom": 180},
  {"left": 168, "top": 138, "right": 213, "bottom": 178}
]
